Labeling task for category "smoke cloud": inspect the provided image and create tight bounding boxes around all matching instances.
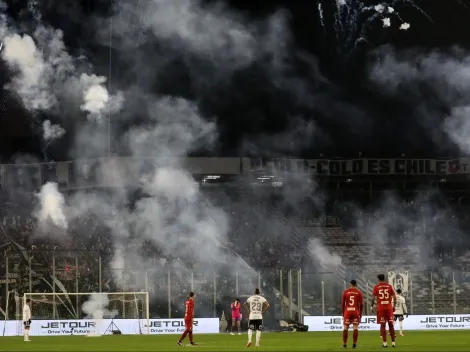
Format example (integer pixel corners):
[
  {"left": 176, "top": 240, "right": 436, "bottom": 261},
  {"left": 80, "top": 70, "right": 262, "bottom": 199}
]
[
  {"left": 0, "top": 0, "right": 351, "bottom": 299},
  {"left": 368, "top": 47, "right": 470, "bottom": 153},
  {"left": 82, "top": 293, "right": 118, "bottom": 321},
  {"left": 42, "top": 120, "right": 65, "bottom": 141},
  {"left": 2, "top": 23, "right": 123, "bottom": 121},
  {"left": 34, "top": 181, "right": 68, "bottom": 230}
]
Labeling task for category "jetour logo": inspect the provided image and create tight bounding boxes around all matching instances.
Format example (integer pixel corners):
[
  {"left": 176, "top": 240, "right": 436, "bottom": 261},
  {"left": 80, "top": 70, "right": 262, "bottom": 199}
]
[
  {"left": 144, "top": 320, "right": 200, "bottom": 334},
  {"left": 419, "top": 316, "right": 470, "bottom": 330},
  {"left": 419, "top": 316, "right": 470, "bottom": 323},
  {"left": 41, "top": 322, "right": 96, "bottom": 329},
  {"left": 324, "top": 317, "right": 376, "bottom": 324},
  {"left": 145, "top": 320, "right": 199, "bottom": 328}
]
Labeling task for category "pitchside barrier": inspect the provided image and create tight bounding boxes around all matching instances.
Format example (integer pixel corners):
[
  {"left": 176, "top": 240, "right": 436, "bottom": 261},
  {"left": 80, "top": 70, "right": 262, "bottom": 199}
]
[
  {"left": 3, "top": 315, "right": 469, "bottom": 336},
  {"left": 303, "top": 315, "right": 470, "bottom": 331},
  {"left": 1, "top": 318, "right": 219, "bottom": 336}
]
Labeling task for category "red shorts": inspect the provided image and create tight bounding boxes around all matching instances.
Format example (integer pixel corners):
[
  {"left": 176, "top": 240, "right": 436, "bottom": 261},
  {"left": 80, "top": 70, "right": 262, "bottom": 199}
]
[
  {"left": 343, "top": 311, "right": 360, "bottom": 325},
  {"left": 377, "top": 309, "right": 394, "bottom": 324},
  {"left": 185, "top": 318, "right": 193, "bottom": 330},
  {"left": 232, "top": 315, "right": 241, "bottom": 322}
]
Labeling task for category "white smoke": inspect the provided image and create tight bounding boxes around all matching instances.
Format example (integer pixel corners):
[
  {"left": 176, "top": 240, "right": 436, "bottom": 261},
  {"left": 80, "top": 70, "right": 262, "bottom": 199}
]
[
  {"left": 79, "top": 74, "right": 124, "bottom": 121},
  {"left": 108, "top": 0, "right": 292, "bottom": 83},
  {"left": 2, "top": 24, "right": 123, "bottom": 121},
  {"left": 42, "top": 120, "right": 65, "bottom": 141},
  {"left": 82, "top": 293, "right": 118, "bottom": 321},
  {"left": 307, "top": 238, "right": 342, "bottom": 269},
  {"left": 382, "top": 18, "right": 391, "bottom": 28},
  {"left": 368, "top": 48, "right": 470, "bottom": 154},
  {"left": 2, "top": 32, "right": 55, "bottom": 110},
  {"left": 399, "top": 23, "right": 410, "bottom": 30},
  {"left": 0, "top": 0, "right": 341, "bottom": 301},
  {"left": 35, "top": 182, "right": 68, "bottom": 230}
]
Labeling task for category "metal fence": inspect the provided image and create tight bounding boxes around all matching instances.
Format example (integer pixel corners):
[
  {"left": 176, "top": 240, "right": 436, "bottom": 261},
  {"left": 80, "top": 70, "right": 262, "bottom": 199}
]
[
  {"left": 1, "top": 250, "right": 470, "bottom": 321},
  {"left": 297, "top": 269, "right": 470, "bottom": 320},
  {"left": 0, "top": 250, "right": 265, "bottom": 320}
]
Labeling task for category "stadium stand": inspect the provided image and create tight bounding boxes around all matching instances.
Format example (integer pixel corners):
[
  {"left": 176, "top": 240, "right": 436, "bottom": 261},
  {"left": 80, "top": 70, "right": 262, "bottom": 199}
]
[{"left": 0, "top": 158, "right": 470, "bottom": 321}]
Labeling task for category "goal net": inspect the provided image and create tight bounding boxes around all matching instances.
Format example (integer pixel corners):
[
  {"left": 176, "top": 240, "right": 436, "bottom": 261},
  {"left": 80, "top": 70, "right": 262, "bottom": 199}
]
[{"left": 22, "top": 292, "right": 149, "bottom": 336}]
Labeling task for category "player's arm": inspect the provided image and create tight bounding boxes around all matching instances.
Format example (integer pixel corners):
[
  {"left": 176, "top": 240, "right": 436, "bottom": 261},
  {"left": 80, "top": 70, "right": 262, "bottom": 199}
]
[
  {"left": 262, "top": 300, "right": 270, "bottom": 314},
  {"left": 371, "top": 287, "right": 377, "bottom": 308},
  {"left": 391, "top": 288, "right": 397, "bottom": 310},
  {"left": 341, "top": 291, "right": 346, "bottom": 316},
  {"left": 359, "top": 292, "right": 364, "bottom": 317},
  {"left": 243, "top": 301, "right": 250, "bottom": 316},
  {"left": 403, "top": 298, "right": 409, "bottom": 316}
]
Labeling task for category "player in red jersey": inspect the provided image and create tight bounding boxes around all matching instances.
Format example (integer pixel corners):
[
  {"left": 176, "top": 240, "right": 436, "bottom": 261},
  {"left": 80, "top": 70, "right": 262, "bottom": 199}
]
[
  {"left": 230, "top": 298, "right": 242, "bottom": 335},
  {"left": 341, "top": 280, "right": 363, "bottom": 349},
  {"left": 371, "top": 274, "right": 397, "bottom": 348},
  {"left": 177, "top": 292, "right": 197, "bottom": 346}
]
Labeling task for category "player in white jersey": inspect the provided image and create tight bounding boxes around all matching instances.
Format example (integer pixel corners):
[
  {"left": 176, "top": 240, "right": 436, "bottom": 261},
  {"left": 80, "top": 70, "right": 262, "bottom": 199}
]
[
  {"left": 23, "top": 299, "right": 32, "bottom": 342},
  {"left": 393, "top": 289, "right": 408, "bottom": 336},
  {"left": 243, "top": 288, "right": 270, "bottom": 348}
]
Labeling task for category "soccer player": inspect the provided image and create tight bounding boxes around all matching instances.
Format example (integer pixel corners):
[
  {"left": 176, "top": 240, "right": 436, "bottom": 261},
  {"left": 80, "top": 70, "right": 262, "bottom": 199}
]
[
  {"left": 177, "top": 292, "right": 197, "bottom": 346},
  {"left": 371, "top": 274, "right": 397, "bottom": 348},
  {"left": 231, "top": 298, "right": 242, "bottom": 335},
  {"left": 243, "top": 288, "right": 270, "bottom": 348},
  {"left": 23, "top": 299, "right": 32, "bottom": 342},
  {"left": 393, "top": 289, "right": 408, "bottom": 336},
  {"left": 341, "top": 280, "right": 363, "bottom": 349}
]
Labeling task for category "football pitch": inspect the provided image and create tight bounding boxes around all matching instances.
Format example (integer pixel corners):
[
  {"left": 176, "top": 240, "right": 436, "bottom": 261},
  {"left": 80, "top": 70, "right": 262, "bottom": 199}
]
[{"left": 0, "top": 331, "right": 468, "bottom": 351}]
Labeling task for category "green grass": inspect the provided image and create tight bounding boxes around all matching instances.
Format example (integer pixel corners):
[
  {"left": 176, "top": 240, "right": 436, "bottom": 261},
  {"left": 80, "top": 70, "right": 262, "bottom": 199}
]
[{"left": 1, "top": 331, "right": 469, "bottom": 351}]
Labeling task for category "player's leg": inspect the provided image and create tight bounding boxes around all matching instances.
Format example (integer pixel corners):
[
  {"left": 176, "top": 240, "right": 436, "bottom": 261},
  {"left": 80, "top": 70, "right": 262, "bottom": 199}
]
[
  {"left": 342, "top": 323, "right": 350, "bottom": 348},
  {"left": 380, "top": 323, "right": 387, "bottom": 347},
  {"left": 178, "top": 319, "right": 192, "bottom": 346},
  {"left": 352, "top": 324, "right": 359, "bottom": 348},
  {"left": 387, "top": 312, "right": 396, "bottom": 347},
  {"left": 188, "top": 326, "right": 196, "bottom": 345},
  {"left": 236, "top": 318, "right": 241, "bottom": 334},
  {"left": 255, "top": 321, "right": 262, "bottom": 347},
  {"left": 23, "top": 321, "right": 30, "bottom": 342},
  {"left": 177, "top": 329, "right": 188, "bottom": 345},
  {"left": 352, "top": 315, "right": 359, "bottom": 348},
  {"left": 378, "top": 311, "right": 387, "bottom": 347},
  {"left": 342, "top": 313, "right": 351, "bottom": 348},
  {"left": 398, "top": 316, "right": 404, "bottom": 336},
  {"left": 231, "top": 318, "right": 236, "bottom": 335},
  {"left": 247, "top": 320, "right": 253, "bottom": 347}
]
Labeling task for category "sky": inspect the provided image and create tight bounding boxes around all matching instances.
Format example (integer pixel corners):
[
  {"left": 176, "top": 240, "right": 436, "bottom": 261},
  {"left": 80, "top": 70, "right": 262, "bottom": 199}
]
[{"left": 0, "top": 0, "right": 469, "bottom": 161}]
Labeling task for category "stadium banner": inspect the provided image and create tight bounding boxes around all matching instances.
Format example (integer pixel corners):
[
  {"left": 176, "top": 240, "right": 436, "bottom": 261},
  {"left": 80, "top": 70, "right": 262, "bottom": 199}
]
[
  {"left": 304, "top": 315, "right": 470, "bottom": 331},
  {"left": 388, "top": 271, "right": 409, "bottom": 297},
  {"left": 247, "top": 157, "right": 470, "bottom": 175},
  {"left": 1, "top": 318, "right": 219, "bottom": 336}
]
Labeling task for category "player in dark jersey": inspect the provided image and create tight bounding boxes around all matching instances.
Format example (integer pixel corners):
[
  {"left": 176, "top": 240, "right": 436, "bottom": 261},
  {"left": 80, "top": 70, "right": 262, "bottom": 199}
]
[
  {"left": 341, "top": 280, "right": 363, "bottom": 349},
  {"left": 177, "top": 292, "right": 197, "bottom": 346},
  {"left": 372, "top": 274, "right": 397, "bottom": 348}
]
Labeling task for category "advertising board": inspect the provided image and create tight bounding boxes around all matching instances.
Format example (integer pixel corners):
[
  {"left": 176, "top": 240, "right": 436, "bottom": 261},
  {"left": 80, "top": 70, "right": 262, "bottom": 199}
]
[
  {"left": 303, "top": 315, "right": 470, "bottom": 331},
  {"left": 1, "top": 318, "right": 219, "bottom": 336}
]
